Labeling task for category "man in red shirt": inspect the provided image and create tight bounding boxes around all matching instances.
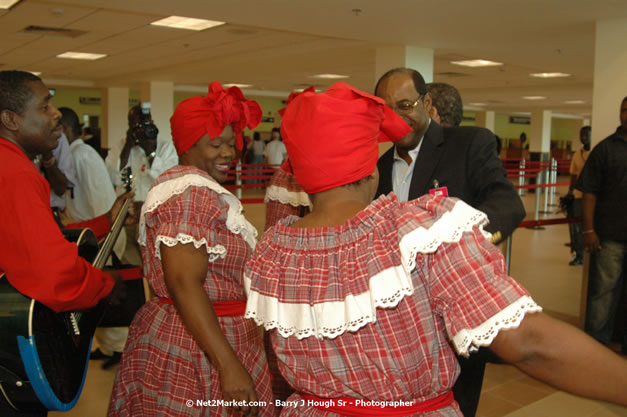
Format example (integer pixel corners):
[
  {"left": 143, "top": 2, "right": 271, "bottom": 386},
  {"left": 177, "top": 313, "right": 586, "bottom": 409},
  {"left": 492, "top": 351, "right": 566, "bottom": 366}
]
[{"left": 0, "top": 70, "right": 133, "bottom": 416}]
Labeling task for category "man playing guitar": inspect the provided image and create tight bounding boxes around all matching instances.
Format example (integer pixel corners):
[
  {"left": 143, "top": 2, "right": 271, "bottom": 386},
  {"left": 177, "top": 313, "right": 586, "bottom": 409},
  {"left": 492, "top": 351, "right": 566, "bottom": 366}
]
[{"left": 0, "top": 70, "right": 133, "bottom": 416}]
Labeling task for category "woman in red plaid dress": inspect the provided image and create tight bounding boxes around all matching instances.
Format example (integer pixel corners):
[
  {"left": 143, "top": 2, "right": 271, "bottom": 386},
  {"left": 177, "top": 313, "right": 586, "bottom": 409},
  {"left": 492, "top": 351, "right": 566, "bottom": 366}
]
[
  {"left": 108, "top": 82, "right": 275, "bottom": 417},
  {"left": 244, "top": 83, "right": 627, "bottom": 416},
  {"left": 264, "top": 160, "right": 311, "bottom": 231}
]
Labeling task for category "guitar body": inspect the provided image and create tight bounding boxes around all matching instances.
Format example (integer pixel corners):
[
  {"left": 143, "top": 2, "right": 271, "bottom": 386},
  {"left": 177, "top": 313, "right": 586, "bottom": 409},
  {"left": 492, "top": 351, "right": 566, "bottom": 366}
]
[{"left": 0, "top": 229, "right": 104, "bottom": 412}]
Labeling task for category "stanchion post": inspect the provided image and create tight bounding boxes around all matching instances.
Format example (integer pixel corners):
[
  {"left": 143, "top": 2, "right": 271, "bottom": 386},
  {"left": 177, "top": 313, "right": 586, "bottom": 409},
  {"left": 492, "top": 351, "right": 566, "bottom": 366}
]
[
  {"left": 236, "top": 161, "right": 242, "bottom": 200},
  {"left": 518, "top": 159, "right": 525, "bottom": 196},
  {"left": 534, "top": 170, "right": 541, "bottom": 220},
  {"left": 548, "top": 158, "right": 557, "bottom": 207},
  {"left": 543, "top": 161, "right": 550, "bottom": 212},
  {"left": 505, "top": 234, "right": 512, "bottom": 275}
]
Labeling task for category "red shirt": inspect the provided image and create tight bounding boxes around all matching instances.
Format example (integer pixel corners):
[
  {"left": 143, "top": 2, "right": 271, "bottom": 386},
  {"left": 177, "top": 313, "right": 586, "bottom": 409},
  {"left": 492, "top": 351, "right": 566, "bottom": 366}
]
[{"left": 0, "top": 139, "right": 114, "bottom": 312}]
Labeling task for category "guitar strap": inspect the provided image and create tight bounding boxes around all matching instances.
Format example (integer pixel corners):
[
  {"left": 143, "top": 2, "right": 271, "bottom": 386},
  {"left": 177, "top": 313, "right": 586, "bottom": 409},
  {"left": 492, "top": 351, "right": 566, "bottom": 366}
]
[{"left": 51, "top": 208, "right": 64, "bottom": 232}]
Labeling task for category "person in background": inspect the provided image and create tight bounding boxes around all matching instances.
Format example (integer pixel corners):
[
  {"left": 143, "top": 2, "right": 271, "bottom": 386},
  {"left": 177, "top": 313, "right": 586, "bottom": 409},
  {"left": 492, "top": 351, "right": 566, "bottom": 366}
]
[
  {"left": 108, "top": 81, "right": 275, "bottom": 417},
  {"left": 264, "top": 127, "right": 287, "bottom": 167},
  {"left": 577, "top": 97, "right": 627, "bottom": 353},
  {"left": 250, "top": 131, "right": 266, "bottom": 184},
  {"left": 59, "top": 106, "right": 130, "bottom": 370},
  {"left": 566, "top": 126, "right": 591, "bottom": 266},
  {"left": 426, "top": 82, "right": 463, "bottom": 128},
  {"left": 106, "top": 103, "right": 178, "bottom": 265},
  {"left": 38, "top": 130, "right": 76, "bottom": 223}
]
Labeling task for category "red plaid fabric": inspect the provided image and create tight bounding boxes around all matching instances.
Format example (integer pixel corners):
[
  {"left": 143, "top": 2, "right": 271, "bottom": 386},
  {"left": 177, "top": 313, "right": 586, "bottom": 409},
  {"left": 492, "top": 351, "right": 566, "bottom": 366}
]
[
  {"left": 246, "top": 194, "right": 532, "bottom": 417},
  {"left": 109, "top": 166, "right": 275, "bottom": 416},
  {"left": 265, "top": 168, "right": 311, "bottom": 230}
]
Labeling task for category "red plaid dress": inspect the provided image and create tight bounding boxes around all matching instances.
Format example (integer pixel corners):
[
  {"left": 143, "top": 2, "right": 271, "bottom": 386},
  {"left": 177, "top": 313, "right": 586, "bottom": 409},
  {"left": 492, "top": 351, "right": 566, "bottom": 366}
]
[
  {"left": 264, "top": 167, "right": 311, "bottom": 230},
  {"left": 245, "top": 193, "right": 541, "bottom": 417},
  {"left": 109, "top": 166, "right": 275, "bottom": 417}
]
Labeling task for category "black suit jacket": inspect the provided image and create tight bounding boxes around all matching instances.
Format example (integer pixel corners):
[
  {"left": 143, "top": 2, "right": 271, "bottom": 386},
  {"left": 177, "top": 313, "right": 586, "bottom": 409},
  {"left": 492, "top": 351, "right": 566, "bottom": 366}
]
[{"left": 376, "top": 122, "right": 525, "bottom": 240}]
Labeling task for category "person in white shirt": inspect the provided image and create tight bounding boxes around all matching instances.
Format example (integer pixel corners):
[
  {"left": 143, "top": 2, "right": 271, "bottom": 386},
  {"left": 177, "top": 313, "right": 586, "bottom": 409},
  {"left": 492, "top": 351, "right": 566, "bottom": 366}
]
[
  {"left": 37, "top": 132, "right": 77, "bottom": 219},
  {"left": 264, "top": 127, "right": 287, "bottom": 166},
  {"left": 105, "top": 103, "right": 178, "bottom": 265},
  {"left": 59, "top": 107, "right": 128, "bottom": 370},
  {"left": 105, "top": 103, "right": 178, "bottom": 202}
]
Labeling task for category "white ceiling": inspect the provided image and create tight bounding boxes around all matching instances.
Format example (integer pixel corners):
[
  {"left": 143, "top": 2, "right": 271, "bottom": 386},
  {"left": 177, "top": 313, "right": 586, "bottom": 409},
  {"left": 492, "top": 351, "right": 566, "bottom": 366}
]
[{"left": 1, "top": 0, "right": 626, "bottom": 116}]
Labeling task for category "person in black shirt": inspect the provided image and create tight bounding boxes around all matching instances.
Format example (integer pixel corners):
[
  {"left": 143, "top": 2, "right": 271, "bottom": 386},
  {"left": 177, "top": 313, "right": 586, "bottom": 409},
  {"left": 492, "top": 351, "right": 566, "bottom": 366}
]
[{"left": 576, "top": 96, "right": 627, "bottom": 351}]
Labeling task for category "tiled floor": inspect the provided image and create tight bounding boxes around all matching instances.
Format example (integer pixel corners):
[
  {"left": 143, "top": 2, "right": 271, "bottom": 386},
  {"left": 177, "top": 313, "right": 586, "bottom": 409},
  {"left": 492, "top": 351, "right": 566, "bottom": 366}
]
[{"left": 48, "top": 180, "right": 627, "bottom": 417}]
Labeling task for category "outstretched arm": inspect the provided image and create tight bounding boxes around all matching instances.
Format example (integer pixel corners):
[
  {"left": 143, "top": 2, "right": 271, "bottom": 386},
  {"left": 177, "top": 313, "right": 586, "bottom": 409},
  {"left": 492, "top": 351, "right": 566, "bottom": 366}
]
[{"left": 490, "top": 312, "right": 627, "bottom": 406}]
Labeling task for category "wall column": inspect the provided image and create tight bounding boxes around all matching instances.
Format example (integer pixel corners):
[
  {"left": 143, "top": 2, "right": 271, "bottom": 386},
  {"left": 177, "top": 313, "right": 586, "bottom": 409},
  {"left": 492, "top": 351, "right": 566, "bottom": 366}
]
[
  {"left": 375, "top": 46, "right": 434, "bottom": 86},
  {"left": 475, "top": 110, "right": 496, "bottom": 132},
  {"left": 140, "top": 81, "right": 174, "bottom": 143},
  {"left": 101, "top": 87, "right": 129, "bottom": 149},
  {"left": 591, "top": 18, "right": 627, "bottom": 147}
]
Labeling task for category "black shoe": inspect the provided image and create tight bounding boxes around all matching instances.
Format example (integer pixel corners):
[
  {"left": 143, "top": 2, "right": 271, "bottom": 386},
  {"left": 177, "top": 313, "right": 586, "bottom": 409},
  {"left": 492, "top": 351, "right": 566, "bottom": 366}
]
[
  {"left": 569, "top": 257, "right": 583, "bottom": 266},
  {"left": 90, "top": 348, "right": 111, "bottom": 360},
  {"left": 102, "top": 352, "right": 122, "bottom": 370}
]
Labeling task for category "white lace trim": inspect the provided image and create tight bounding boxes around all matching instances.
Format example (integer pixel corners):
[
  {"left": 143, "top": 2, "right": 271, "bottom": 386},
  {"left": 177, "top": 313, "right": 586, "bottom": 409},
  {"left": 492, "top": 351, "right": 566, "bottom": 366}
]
[
  {"left": 155, "top": 233, "right": 227, "bottom": 262},
  {"left": 264, "top": 185, "right": 312, "bottom": 208},
  {"left": 245, "top": 199, "right": 493, "bottom": 340},
  {"left": 452, "top": 295, "right": 542, "bottom": 357},
  {"left": 139, "top": 173, "right": 257, "bottom": 250}
]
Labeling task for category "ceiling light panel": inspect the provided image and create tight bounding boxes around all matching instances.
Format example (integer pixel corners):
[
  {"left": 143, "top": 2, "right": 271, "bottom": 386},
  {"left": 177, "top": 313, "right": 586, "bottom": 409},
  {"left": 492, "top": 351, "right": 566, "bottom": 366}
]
[
  {"left": 522, "top": 96, "right": 546, "bottom": 100},
  {"left": 223, "top": 83, "right": 252, "bottom": 88},
  {"left": 308, "top": 74, "right": 349, "bottom": 79},
  {"left": 56, "top": 51, "right": 107, "bottom": 60},
  {"left": 0, "top": 0, "right": 20, "bottom": 9},
  {"left": 150, "top": 16, "right": 225, "bottom": 31},
  {"left": 450, "top": 59, "right": 503, "bottom": 67},
  {"left": 530, "top": 72, "right": 571, "bottom": 78}
]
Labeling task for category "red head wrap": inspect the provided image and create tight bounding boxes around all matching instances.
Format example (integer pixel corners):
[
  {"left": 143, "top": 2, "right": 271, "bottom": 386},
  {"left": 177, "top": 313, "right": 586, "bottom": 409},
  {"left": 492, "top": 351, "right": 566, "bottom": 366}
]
[
  {"left": 279, "top": 82, "right": 411, "bottom": 194},
  {"left": 170, "top": 81, "right": 262, "bottom": 156}
]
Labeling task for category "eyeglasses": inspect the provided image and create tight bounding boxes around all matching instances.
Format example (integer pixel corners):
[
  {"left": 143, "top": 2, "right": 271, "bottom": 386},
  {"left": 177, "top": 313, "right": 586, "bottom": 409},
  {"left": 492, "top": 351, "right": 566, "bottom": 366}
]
[{"left": 393, "top": 94, "right": 424, "bottom": 113}]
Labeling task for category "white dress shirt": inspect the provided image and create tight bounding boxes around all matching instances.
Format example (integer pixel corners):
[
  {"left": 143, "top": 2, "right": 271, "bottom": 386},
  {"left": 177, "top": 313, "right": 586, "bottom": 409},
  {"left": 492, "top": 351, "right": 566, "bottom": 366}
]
[
  {"left": 106, "top": 138, "right": 178, "bottom": 201},
  {"left": 66, "top": 138, "right": 126, "bottom": 257},
  {"left": 47, "top": 134, "right": 77, "bottom": 209},
  {"left": 391, "top": 120, "right": 431, "bottom": 202}
]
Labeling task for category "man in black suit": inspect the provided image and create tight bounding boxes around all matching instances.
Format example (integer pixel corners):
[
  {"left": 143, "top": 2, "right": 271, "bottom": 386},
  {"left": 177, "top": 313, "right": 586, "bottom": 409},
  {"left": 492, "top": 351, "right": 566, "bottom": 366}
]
[
  {"left": 374, "top": 68, "right": 525, "bottom": 417},
  {"left": 375, "top": 68, "right": 524, "bottom": 242}
]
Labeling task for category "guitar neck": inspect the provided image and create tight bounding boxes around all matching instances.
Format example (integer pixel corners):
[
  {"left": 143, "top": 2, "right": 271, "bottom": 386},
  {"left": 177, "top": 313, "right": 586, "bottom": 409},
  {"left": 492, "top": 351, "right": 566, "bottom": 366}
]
[{"left": 92, "top": 198, "right": 131, "bottom": 269}]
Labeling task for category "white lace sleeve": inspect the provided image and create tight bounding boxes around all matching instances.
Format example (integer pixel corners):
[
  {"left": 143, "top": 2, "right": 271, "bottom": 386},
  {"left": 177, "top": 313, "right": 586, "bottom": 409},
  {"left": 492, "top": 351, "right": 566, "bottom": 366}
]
[
  {"left": 155, "top": 233, "right": 226, "bottom": 262},
  {"left": 451, "top": 296, "right": 542, "bottom": 357},
  {"left": 139, "top": 173, "right": 257, "bottom": 250}
]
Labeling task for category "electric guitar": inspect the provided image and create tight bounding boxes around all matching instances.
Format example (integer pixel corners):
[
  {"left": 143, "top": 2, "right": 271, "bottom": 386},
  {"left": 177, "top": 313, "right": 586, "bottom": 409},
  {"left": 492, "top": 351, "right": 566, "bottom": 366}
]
[{"left": 0, "top": 168, "right": 133, "bottom": 413}]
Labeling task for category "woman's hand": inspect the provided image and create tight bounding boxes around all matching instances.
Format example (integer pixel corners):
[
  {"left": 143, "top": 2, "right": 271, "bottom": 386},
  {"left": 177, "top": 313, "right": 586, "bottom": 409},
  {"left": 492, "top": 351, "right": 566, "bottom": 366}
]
[{"left": 218, "top": 357, "right": 259, "bottom": 416}]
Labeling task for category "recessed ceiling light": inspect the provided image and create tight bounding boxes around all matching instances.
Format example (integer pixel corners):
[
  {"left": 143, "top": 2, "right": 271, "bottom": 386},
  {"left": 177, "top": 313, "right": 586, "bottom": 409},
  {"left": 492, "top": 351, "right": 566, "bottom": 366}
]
[
  {"left": 57, "top": 51, "right": 106, "bottom": 60},
  {"left": 530, "top": 72, "right": 571, "bottom": 78},
  {"left": 468, "top": 102, "right": 487, "bottom": 106},
  {"left": 223, "top": 83, "right": 252, "bottom": 88},
  {"left": 150, "top": 16, "right": 225, "bottom": 31},
  {"left": 29, "top": 71, "right": 42, "bottom": 76},
  {"left": 0, "top": 0, "right": 20, "bottom": 9},
  {"left": 563, "top": 100, "right": 585, "bottom": 104},
  {"left": 308, "top": 74, "right": 350, "bottom": 79},
  {"left": 522, "top": 96, "right": 546, "bottom": 100},
  {"left": 450, "top": 59, "right": 503, "bottom": 67}
]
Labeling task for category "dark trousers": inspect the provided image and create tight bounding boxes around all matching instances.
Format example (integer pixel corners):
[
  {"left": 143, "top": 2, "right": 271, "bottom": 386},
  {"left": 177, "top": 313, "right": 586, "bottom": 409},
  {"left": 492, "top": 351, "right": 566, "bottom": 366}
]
[
  {"left": 453, "top": 348, "right": 503, "bottom": 417},
  {"left": 568, "top": 198, "right": 583, "bottom": 259}
]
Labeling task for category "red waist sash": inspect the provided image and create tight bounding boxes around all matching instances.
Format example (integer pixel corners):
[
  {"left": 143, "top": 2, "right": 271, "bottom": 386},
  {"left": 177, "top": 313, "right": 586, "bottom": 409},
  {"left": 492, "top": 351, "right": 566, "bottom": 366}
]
[
  {"left": 158, "top": 297, "right": 247, "bottom": 317},
  {"left": 298, "top": 391, "right": 454, "bottom": 417}
]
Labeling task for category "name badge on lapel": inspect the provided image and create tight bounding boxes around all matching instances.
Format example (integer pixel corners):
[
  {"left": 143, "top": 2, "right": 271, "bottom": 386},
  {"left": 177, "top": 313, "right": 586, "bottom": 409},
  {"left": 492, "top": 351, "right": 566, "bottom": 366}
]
[{"left": 429, "top": 179, "right": 449, "bottom": 197}]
